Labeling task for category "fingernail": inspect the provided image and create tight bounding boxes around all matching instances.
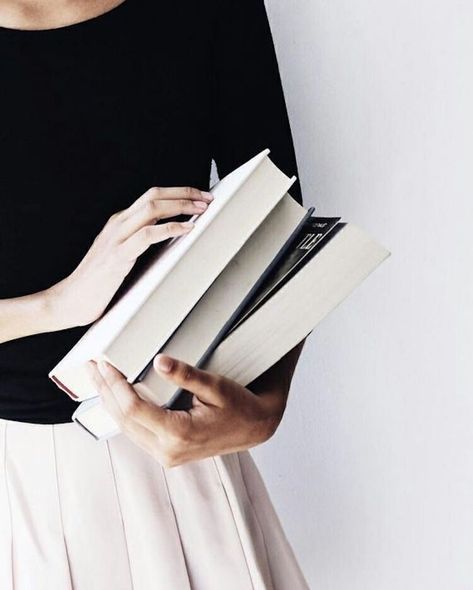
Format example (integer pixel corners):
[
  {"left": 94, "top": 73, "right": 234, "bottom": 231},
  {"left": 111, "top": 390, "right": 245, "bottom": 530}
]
[
  {"left": 181, "top": 221, "right": 195, "bottom": 229},
  {"left": 200, "top": 190, "right": 213, "bottom": 201},
  {"left": 195, "top": 201, "right": 208, "bottom": 210},
  {"left": 155, "top": 354, "right": 173, "bottom": 373}
]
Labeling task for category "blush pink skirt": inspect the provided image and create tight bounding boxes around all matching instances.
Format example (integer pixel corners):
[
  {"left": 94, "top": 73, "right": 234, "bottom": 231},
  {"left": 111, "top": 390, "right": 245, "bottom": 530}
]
[{"left": 0, "top": 417, "right": 309, "bottom": 589}]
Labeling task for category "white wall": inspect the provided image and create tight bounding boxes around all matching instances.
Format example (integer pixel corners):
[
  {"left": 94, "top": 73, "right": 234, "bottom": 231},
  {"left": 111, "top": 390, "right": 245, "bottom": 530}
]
[{"left": 252, "top": 2, "right": 473, "bottom": 588}]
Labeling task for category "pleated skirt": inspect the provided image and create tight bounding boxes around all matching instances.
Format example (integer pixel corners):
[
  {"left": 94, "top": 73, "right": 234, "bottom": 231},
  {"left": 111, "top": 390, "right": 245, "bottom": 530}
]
[{"left": 0, "top": 417, "right": 309, "bottom": 590}]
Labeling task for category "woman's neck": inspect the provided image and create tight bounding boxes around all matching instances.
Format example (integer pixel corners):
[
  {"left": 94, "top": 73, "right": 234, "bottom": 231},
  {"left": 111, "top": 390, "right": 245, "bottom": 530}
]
[{"left": 0, "top": 0, "right": 127, "bottom": 30}]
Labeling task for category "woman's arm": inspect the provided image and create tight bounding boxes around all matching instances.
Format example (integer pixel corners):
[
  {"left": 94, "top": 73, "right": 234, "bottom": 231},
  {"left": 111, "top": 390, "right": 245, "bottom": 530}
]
[
  {"left": 0, "top": 186, "right": 212, "bottom": 345},
  {"left": 0, "top": 288, "right": 67, "bottom": 345},
  {"left": 246, "top": 340, "right": 306, "bottom": 425}
]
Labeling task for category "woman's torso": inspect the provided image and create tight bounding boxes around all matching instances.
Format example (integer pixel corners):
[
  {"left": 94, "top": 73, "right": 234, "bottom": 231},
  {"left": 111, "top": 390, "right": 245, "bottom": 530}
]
[{"left": 0, "top": 0, "right": 218, "bottom": 422}]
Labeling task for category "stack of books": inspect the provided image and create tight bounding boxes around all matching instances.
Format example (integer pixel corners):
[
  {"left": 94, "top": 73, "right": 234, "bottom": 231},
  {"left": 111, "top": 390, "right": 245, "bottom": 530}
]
[{"left": 49, "top": 149, "right": 390, "bottom": 440}]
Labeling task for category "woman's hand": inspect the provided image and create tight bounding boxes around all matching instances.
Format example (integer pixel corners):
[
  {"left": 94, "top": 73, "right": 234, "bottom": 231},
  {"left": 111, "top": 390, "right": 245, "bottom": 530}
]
[
  {"left": 47, "top": 186, "right": 213, "bottom": 329},
  {"left": 86, "top": 354, "right": 286, "bottom": 468}
]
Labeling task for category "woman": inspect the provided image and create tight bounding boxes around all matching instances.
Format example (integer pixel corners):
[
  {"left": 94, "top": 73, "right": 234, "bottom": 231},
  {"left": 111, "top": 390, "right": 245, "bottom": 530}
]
[{"left": 0, "top": 0, "right": 310, "bottom": 588}]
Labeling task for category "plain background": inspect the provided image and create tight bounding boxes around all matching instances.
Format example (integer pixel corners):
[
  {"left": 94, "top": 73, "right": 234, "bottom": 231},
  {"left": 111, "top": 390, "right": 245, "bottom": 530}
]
[{"left": 248, "top": 1, "right": 472, "bottom": 589}]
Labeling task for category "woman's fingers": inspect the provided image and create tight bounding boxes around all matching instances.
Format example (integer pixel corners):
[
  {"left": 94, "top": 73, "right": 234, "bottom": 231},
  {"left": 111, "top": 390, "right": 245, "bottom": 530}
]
[
  {"left": 114, "top": 185, "right": 213, "bottom": 243},
  {"left": 153, "top": 354, "right": 225, "bottom": 407},
  {"left": 98, "top": 378, "right": 164, "bottom": 459},
  {"left": 95, "top": 360, "right": 172, "bottom": 432},
  {"left": 87, "top": 359, "right": 171, "bottom": 444},
  {"left": 92, "top": 360, "right": 193, "bottom": 466},
  {"left": 119, "top": 196, "right": 210, "bottom": 239},
  {"left": 120, "top": 220, "right": 195, "bottom": 261},
  {"left": 126, "top": 186, "right": 212, "bottom": 216}
]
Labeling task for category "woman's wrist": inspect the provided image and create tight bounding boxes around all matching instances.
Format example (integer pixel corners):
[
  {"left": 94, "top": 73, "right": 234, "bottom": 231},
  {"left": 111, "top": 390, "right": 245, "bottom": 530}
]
[
  {"left": 255, "top": 386, "right": 288, "bottom": 433},
  {"left": 43, "top": 278, "right": 79, "bottom": 332},
  {"left": 0, "top": 285, "right": 72, "bottom": 345},
  {"left": 248, "top": 341, "right": 306, "bottom": 431}
]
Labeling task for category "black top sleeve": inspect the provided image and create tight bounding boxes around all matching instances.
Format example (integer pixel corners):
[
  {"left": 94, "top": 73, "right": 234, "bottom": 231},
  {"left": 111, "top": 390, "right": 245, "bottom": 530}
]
[{"left": 210, "top": 0, "right": 303, "bottom": 205}]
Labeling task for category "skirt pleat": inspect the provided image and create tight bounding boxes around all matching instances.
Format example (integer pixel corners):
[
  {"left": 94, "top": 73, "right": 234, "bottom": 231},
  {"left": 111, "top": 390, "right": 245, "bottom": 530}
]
[
  {"left": 235, "top": 452, "right": 311, "bottom": 589},
  {"left": 51, "top": 421, "right": 135, "bottom": 589},
  {"left": 161, "top": 451, "right": 257, "bottom": 589},
  {"left": 0, "top": 417, "right": 309, "bottom": 590},
  {"left": 100, "top": 432, "right": 193, "bottom": 589},
  {"left": 1, "top": 420, "right": 73, "bottom": 590}
]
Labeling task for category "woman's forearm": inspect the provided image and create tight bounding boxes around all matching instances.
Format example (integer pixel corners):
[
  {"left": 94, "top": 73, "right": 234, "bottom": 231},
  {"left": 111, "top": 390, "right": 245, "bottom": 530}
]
[
  {"left": 247, "top": 339, "right": 306, "bottom": 422},
  {"left": 0, "top": 286, "right": 67, "bottom": 344}
]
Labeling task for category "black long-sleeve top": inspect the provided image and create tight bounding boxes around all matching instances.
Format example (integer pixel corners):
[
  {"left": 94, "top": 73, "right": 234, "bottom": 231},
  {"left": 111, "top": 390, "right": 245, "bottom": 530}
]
[{"left": 0, "top": 0, "right": 303, "bottom": 423}]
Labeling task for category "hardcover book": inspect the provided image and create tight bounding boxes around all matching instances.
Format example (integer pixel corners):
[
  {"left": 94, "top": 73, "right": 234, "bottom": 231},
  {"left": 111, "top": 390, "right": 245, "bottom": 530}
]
[{"left": 47, "top": 149, "right": 390, "bottom": 440}]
